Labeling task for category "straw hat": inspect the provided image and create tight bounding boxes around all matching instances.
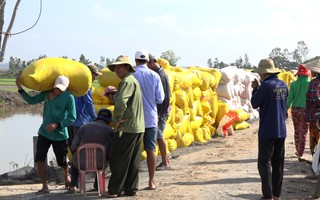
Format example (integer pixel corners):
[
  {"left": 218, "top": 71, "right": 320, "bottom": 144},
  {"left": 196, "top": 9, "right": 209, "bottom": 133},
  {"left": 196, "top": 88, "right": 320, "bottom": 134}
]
[
  {"left": 254, "top": 59, "right": 281, "bottom": 74},
  {"left": 305, "top": 59, "right": 320, "bottom": 74},
  {"left": 107, "top": 55, "right": 135, "bottom": 72}
]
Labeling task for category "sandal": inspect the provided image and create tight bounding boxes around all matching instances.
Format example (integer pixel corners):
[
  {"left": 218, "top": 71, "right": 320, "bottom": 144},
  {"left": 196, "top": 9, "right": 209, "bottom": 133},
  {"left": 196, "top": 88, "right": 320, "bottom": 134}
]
[
  {"left": 36, "top": 188, "right": 50, "bottom": 195},
  {"left": 102, "top": 192, "right": 119, "bottom": 198},
  {"left": 156, "top": 163, "right": 172, "bottom": 171},
  {"left": 65, "top": 187, "right": 77, "bottom": 194}
]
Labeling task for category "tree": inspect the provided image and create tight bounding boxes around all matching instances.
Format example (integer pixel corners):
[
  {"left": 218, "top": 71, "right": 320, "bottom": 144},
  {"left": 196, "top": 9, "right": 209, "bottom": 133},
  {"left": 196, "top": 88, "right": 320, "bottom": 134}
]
[
  {"left": 105, "top": 57, "right": 114, "bottom": 66},
  {"left": 160, "top": 50, "right": 180, "bottom": 66},
  {"left": 295, "top": 40, "right": 309, "bottom": 62},
  {"left": 235, "top": 56, "right": 243, "bottom": 68},
  {"left": 243, "top": 54, "right": 252, "bottom": 68},
  {"left": 79, "top": 54, "right": 91, "bottom": 65},
  {"left": 207, "top": 58, "right": 213, "bottom": 68},
  {"left": 0, "top": 0, "right": 22, "bottom": 62},
  {"left": 8, "top": 56, "right": 25, "bottom": 76},
  {"left": 214, "top": 58, "right": 220, "bottom": 68}
]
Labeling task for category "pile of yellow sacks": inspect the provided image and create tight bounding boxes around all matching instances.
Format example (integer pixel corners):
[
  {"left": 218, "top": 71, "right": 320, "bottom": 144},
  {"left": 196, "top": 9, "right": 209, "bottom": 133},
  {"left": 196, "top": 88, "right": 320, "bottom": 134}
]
[{"left": 21, "top": 57, "right": 296, "bottom": 160}]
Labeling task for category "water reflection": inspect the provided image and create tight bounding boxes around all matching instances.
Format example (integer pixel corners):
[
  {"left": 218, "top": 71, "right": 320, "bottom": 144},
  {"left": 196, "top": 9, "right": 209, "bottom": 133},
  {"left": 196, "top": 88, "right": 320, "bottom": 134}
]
[{"left": 0, "top": 105, "right": 53, "bottom": 175}]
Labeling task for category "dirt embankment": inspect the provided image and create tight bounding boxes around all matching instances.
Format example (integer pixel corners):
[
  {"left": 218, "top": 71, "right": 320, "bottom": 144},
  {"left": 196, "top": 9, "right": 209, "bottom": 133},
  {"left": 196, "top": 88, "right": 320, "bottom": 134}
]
[{"left": 0, "top": 90, "right": 42, "bottom": 108}]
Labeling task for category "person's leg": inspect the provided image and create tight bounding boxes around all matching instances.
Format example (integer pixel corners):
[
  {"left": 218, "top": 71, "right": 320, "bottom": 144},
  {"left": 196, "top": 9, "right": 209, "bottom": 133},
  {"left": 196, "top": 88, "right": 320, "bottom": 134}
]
[
  {"left": 124, "top": 133, "right": 143, "bottom": 195},
  {"left": 52, "top": 139, "right": 70, "bottom": 189},
  {"left": 271, "top": 138, "right": 285, "bottom": 198},
  {"left": 107, "top": 132, "right": 140, "bottom": 196},
  {"left": 34, "top": 135, "right": 51, "bottom": 193},
  {"left": 258, "top": 139, "right": 274, "bottom": 199},
  {"left": 291, "top": 108, "right": 301, "bottom": 156},
  {"left": 309, "top": 122, "right": 319, "bottom": 155},
  {"left": 146, "top": 149, "right": 156, "bottom": 189},
  {"left": 144, "top": 127, "right": 157, "bottom": 189},
  {"left": 157, "top": 114, "right": 171, "bottom": 169},
  {"left": 297, "top": 108, "right": 308, "bottom": 157}
]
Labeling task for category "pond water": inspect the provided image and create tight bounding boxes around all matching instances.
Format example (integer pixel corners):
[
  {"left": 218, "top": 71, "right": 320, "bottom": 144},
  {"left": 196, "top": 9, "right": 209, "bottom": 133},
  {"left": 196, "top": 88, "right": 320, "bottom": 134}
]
[{"left": 0, "top": 106, "right": 55, "bottom": 175}]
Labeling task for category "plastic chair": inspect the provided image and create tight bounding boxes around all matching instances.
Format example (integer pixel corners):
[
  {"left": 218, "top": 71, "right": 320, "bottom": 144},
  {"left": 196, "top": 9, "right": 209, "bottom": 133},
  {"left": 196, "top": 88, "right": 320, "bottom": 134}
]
[{"left": 77, "top": 143, "right": 107, "bottom": 196}]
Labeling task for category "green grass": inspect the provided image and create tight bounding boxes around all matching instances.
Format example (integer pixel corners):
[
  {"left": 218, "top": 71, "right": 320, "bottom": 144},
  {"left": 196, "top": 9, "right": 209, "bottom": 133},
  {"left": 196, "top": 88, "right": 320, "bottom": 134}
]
[{"left": 0, "top": 78, "right": 15, "bottom": 86}]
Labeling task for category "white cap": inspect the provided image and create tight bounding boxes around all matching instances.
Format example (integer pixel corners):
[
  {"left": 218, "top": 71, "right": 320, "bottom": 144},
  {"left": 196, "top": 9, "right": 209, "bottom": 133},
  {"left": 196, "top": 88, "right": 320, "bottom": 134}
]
[
  {"left": 135, "top": 49, "right": 149, "bottom": 61},
  {"left": 54, "top": 76, "right": 69, "bottom": 91}
]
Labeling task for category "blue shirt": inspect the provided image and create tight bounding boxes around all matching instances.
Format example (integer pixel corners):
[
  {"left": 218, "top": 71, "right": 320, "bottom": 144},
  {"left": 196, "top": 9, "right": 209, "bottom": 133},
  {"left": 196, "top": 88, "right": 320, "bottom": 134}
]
[
  {"left": 72, "top": 88, "right": 97, "bottom": 127},
  {"left": 133, "top": 64, "right": 164, "bottom": 128},
  {"left": 251, "top": 74, "right": 288, "bottom": 140}
]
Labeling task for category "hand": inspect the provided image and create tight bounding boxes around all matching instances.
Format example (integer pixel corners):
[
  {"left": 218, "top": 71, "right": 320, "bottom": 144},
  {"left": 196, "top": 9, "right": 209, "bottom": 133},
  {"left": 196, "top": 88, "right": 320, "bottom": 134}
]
[
  {"left": 45, "top": 123, "right": 58, "bottom": 132},
  {"left": 251, "top": 79, "right": 260, "bottom": 89},
  {"left": 15, "top": 75, "right": 23, "bottom": 90}
]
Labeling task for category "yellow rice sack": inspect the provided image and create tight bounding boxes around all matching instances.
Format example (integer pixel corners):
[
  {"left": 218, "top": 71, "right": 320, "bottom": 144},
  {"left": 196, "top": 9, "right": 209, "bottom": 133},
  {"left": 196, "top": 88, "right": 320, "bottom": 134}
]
[
  {"left": 232, "top": 121, "right": 250, "bottom": 130},
  {"left": 20, "top": 57, "right": 92, "bottom": 96},
  {"left": 98, "top": 67, "right": 121, "bottom": 87}
]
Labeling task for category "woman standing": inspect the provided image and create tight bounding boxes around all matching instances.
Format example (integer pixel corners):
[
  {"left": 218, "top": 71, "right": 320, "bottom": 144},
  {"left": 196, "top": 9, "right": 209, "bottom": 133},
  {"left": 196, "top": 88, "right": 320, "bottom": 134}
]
[{"left": 287, "top": 64, "right": 311, "bottom": 160}]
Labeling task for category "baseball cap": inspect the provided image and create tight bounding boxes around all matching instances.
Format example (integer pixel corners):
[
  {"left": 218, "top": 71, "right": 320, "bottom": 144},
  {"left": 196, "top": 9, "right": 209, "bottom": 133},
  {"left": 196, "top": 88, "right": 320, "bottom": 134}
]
[
  {"left": 87, "top": 64, "right": 102, "bottom": 75},
  {"left": 102, "top": 86, "right": 117, "bottom": 96},
  {"left": 94, "top": 108, "right": 113, "bottom": 122},
  {"left": 135, "top": 50, "right": 149, "bottom": 61},
  {"left": 54, "top": 76, "right": 69, "bottom": 92}
]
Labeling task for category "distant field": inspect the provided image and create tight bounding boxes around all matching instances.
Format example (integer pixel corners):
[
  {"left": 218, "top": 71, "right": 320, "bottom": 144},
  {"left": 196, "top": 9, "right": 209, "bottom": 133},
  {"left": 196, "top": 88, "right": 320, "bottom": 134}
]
[{"left": 0, "top": 78, "right": 100, "bottom": 92}]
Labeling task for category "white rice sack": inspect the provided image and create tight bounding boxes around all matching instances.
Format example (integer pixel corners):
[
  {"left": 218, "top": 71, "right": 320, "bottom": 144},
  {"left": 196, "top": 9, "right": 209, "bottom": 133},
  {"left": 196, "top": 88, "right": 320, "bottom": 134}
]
[
  {"left": 219, "top": 66, "right": 238, "bottom": 84},
  {"left": 216, "top": 81, "right": 234, "bottom": 100}
]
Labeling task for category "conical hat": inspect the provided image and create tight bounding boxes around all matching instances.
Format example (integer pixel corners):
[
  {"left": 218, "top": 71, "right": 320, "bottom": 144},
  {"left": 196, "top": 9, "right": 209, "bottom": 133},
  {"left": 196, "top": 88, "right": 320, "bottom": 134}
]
[{"left": 305, "top": 59, "right": 320, "bottom": 74}]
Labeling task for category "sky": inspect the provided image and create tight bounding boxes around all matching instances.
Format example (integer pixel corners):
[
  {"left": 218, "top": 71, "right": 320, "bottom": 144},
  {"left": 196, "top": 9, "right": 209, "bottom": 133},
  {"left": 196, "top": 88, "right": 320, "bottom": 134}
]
[{"left": 3, "top": 0, "right": 320, "bottom": 67}]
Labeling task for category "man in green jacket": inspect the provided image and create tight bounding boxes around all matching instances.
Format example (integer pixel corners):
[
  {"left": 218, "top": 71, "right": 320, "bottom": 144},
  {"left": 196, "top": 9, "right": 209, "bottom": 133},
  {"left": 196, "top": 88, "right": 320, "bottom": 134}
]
[
  {"left": 16, "top": 75, "right": 76, "bottom": 195},
  {"left": 103, "top": 55, "right": 145, "bottom": 198}
]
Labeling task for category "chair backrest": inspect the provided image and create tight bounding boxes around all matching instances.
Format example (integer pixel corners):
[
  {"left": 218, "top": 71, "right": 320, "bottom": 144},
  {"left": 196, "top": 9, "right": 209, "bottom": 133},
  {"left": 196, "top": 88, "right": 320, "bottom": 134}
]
[{"left": 77, "top": 143, "right": 107, "bottom": 173}]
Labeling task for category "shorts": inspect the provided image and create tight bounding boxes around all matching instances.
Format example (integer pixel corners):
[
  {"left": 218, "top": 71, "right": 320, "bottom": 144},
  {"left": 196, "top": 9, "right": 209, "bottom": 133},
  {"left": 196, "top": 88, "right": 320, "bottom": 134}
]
[
  {"left": 143, "top": 127, "right": 157, "bottom": 151},
  {"left": 157, "top": 114, "right": 169, "bottom": 139},
  {"left": 35, "top": 134, "right": 69, "bottom": 167}
]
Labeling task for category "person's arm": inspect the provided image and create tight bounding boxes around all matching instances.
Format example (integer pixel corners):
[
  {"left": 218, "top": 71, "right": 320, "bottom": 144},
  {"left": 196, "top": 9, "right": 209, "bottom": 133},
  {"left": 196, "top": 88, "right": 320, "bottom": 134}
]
[
  {"left": 60, "top": 93, "right": 77, "bottom": 128},
  {"left": 286, "top": 87, "right": 294, "bottom": 109},
  {"left": 113, "top": 80, "right": 133, "bottom": 130},
  {"left": 16, "top": 75, "right": 46, "bottom": 104},
  {"left": 83, "top": 88, "right": 97, "bottom": 120},
  {"left": 251, "top": 83, "right": 266, "bottom": 109},
  {"left": 155, "top": 75, "right": 165, "bottom": 104}
]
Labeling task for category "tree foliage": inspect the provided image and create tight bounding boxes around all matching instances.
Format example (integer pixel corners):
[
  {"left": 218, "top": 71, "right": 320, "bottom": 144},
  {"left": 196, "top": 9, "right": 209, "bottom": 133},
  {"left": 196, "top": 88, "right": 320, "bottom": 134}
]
[
  {"left": 160, "top": 50, "right": 180, "bottom": 66},
  {"left": 268, "top": 40, "right": 309, "bottom": 70}
]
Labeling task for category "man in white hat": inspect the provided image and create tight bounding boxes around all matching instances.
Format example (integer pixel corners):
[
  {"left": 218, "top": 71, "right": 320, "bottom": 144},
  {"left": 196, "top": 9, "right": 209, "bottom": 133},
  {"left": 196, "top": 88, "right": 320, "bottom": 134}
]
[
  {"left": 251, "top": 59, "right": 288, "bottom": 200},
  {"left": 133, "top": 50, "right": 164, "bottom": 190},
  {"left": 16, "top": 75, "right": 76, "bottom": 195}
]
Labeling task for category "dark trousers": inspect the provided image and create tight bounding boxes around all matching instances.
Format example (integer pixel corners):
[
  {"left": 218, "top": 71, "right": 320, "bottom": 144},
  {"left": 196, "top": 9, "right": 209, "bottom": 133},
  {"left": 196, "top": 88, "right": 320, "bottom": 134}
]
[
  {"left": 108, "top": 132, "right": 143, "bottom": 195},
  {"left": 258, "top": 138, "right": 285, "bottom": 199}
]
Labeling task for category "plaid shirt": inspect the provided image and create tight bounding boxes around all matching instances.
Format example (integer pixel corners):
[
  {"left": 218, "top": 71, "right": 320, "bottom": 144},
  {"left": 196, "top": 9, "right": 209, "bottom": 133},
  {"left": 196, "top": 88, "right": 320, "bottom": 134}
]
[{"left": 305, "top": 75, "right": 320, "bottom": 122}]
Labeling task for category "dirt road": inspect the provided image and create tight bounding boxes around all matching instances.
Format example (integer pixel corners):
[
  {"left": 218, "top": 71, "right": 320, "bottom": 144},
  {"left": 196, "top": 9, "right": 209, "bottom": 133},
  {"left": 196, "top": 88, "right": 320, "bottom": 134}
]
[{"left": 0, "top": 116, "right": 318, "bottom": 200}]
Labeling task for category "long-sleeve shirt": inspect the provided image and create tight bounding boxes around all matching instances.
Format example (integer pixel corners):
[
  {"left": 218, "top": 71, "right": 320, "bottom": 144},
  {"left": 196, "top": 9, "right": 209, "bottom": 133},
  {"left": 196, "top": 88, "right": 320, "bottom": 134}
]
[
  {"left": 20, "top": 90, "right": 76, "bottom": 141},
  {"left": 286, "top": 76, "right": 310, "bottom": 109},
  {"left": 71, "top": 88, "right": 97, "bottom": 127},
  {"left": 156, "top": 67, "right": 171, "bottom": 117},
  {"left": 133, "top": 64, "right": 164, "bottom": 128},
  {"left": 305, "top": 75, "right": 320, "bottom": 122},
  {"left": 114, "top": 73, "right": 145, "bottom": 133},
  {"left": 251, "top": 74, "right": 288, "bottom": 140}
]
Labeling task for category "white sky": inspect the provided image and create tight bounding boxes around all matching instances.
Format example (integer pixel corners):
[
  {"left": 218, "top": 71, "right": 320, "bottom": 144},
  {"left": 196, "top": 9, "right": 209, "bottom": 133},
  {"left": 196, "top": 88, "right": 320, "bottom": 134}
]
[{"left": 3, "top": 0, "right": 320, "bottom": 67}]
